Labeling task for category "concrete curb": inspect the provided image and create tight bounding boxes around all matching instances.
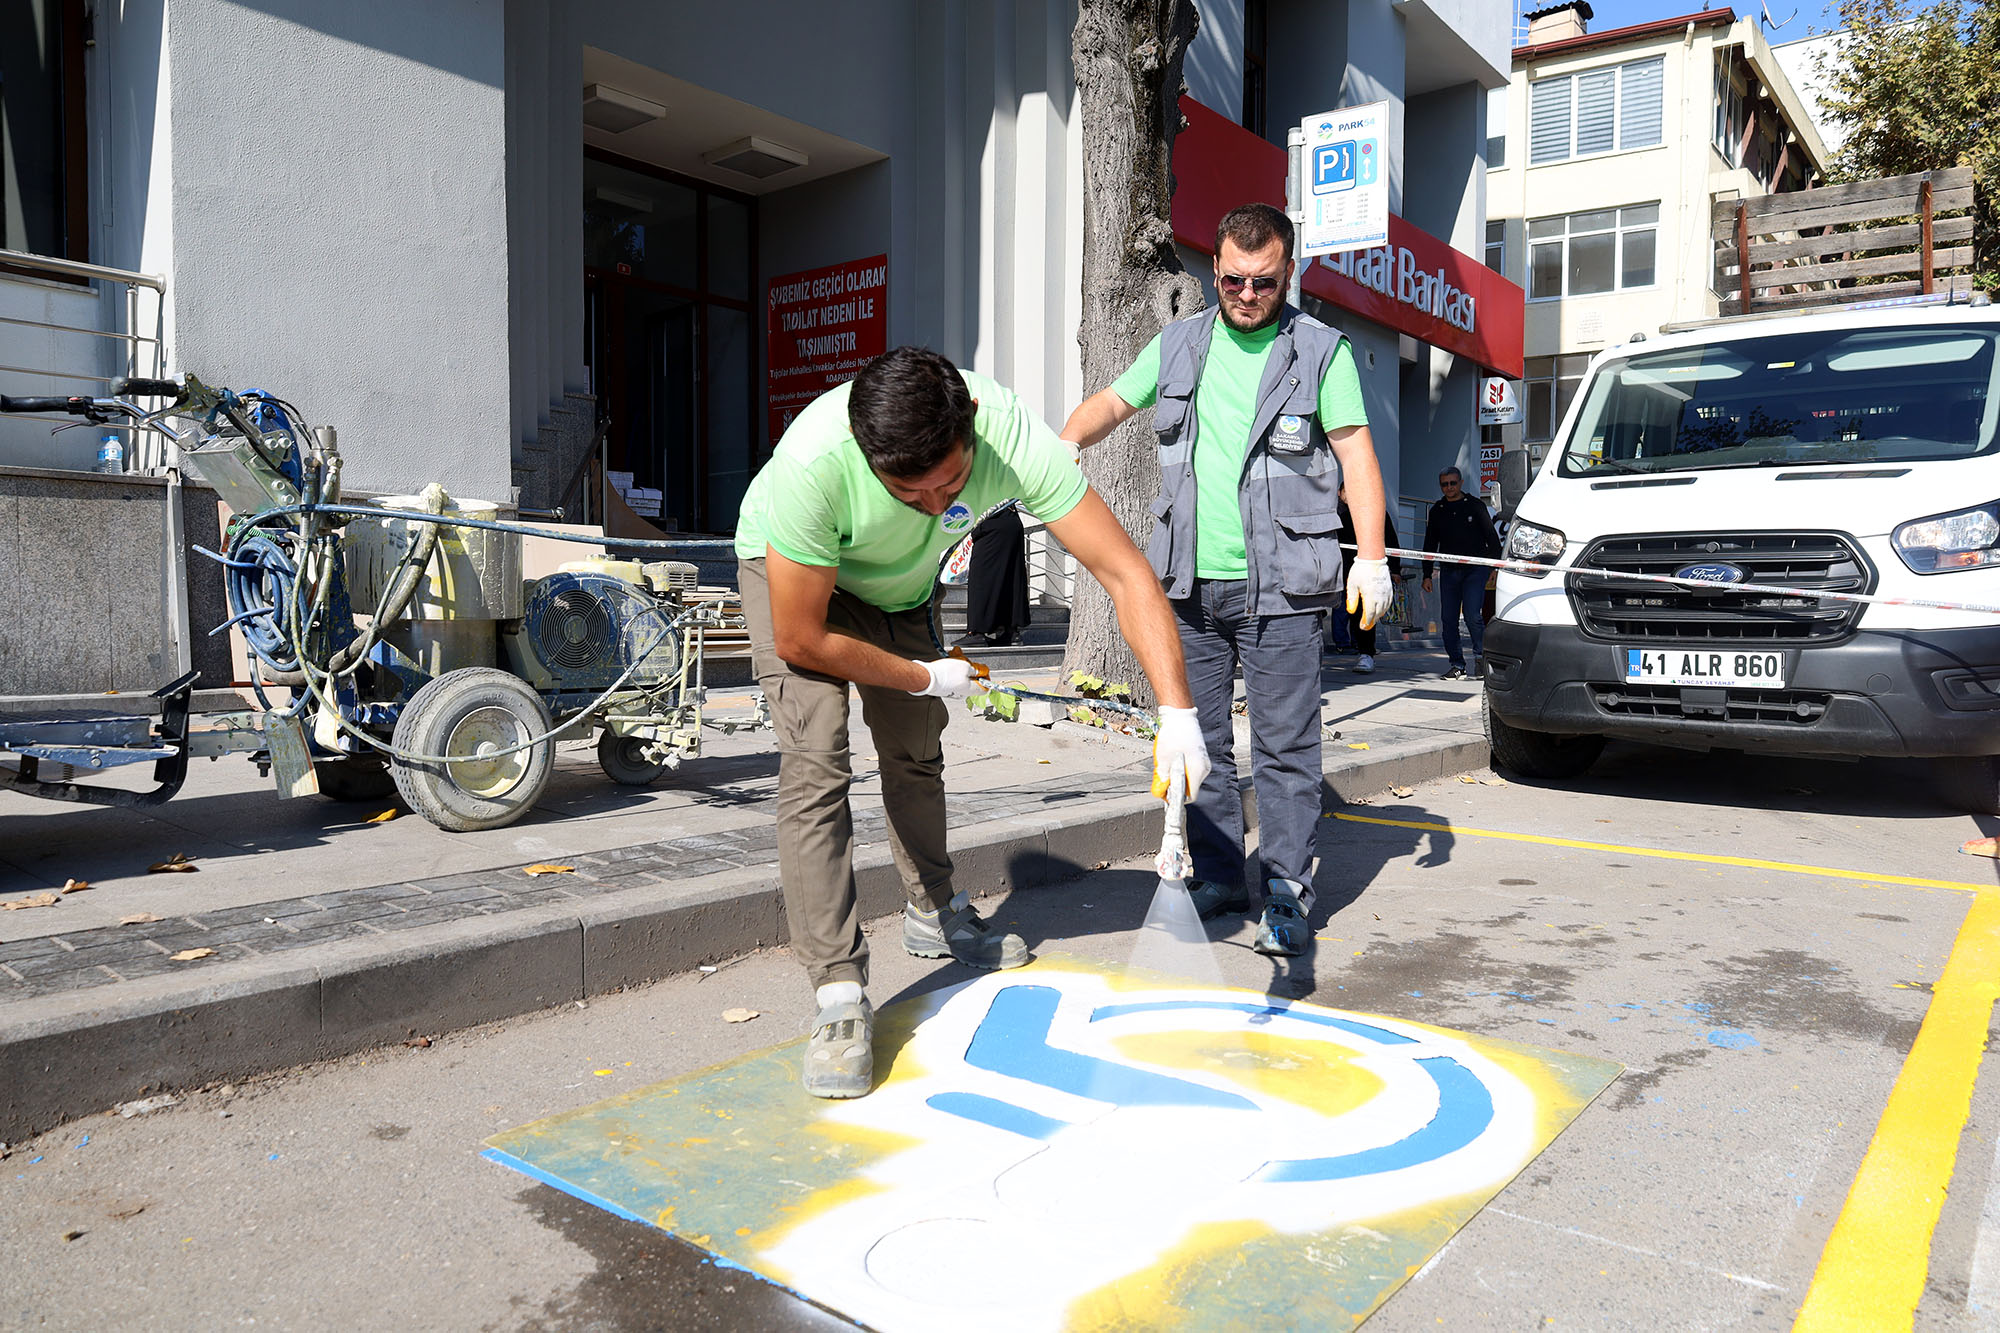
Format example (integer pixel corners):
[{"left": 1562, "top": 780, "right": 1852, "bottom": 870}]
[{"left": 0, "top": 729, "right": 1487, "bottom": 1140}]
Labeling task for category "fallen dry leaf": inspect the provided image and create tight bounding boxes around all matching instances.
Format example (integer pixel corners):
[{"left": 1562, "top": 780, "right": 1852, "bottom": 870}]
[
  {"left": 1346, "top": 742, "right": 1370, "bottom": 751},
  {"left": 167, "top": 948, "right": 214, "bottom": 962},
  {"left": 1391, "top": 785, "right": 1415, "bottom": 798},
  {"left": 2, "top": 892, "right": 60, "bottom": 910},
  {"left": 105, "top": 1201, "right": 149, "bottom": 1221},
  {"left": 118, "top": 913, "right": 162, "bottom": 925},
  {"left": 403, "top": 1036, "right": 433, "bottom": 1048},
  {"left": 61, "top": 1230, "right": 84, "bottom": 1242},
  {"left": 1458, "top": 775, "right": 1479, "bottom": 784},
  {"left": 1964, "top": 836, "right": 2000, "bottom": 860},
  {"left": 721, "top": 1008, "right": 760, "bottom": 1024},
  {"left": 366, "top": 809, "right": 397, "bottom": 824},
  {"left": 60, "top": 878, "right": 90, "bottom": 894},
  {"left": 148, "top": 853, "right": 198, "bottom": 874},
  {"left": 116, "top": 1095, "right": 179, "bottom": 1118},
  {"left": 1481, "top": 777, "right": 1508, "bottom": 786},
  {"left": 522, "top": 864, "right": 575, "bottom": 877}
]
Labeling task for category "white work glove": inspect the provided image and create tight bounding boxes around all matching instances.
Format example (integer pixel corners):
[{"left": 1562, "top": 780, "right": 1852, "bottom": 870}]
[
  {"left": 912, "top": 657, "right": 981, "bottom": 699},
  {"left": 1346, "top": 556, "right": 1395, "bottom": 631},
  {"left": 1151, "top": 705, "right": 1212, "bottom": 801}
]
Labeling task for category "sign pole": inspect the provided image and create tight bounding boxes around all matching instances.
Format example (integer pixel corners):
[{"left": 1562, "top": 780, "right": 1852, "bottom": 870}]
[{"left": 1285, "top": 126, "right": 1305, "bottom": 308}]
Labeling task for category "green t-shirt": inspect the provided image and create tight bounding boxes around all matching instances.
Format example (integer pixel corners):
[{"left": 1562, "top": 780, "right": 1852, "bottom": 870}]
[
  {"left": 735, "top": 370, "right": 1089, "bottom": 612},
  {"left": 1112, "top": 320, "right": 1368, "bottom": 579}
]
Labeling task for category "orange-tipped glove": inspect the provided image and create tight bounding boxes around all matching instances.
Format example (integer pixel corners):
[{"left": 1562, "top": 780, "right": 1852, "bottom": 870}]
[
  {"left": 1151, "top": 705, "right": 1210, "bottom": 800},
  {"left": 1345, "top": 556, "right": 1395, "bottom": 630}
]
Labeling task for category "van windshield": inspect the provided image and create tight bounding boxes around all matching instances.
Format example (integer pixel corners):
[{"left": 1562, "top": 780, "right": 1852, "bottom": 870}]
[{"left": 1558, "top": 323, "right": 2000, "bottom": 477}]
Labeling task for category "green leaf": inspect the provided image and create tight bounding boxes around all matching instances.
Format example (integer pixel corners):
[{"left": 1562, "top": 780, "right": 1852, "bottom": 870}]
[{"left": 992, "top": 691, "right": 1019, "bottom": 722}]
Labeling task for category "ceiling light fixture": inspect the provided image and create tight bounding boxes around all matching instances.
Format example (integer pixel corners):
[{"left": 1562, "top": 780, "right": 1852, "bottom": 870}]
[
  {"left": 700, "top": 135, "right": 809, "bottom": 180},
  {"left": 582, "top": 84, "right": 665, "bottom": 134}
]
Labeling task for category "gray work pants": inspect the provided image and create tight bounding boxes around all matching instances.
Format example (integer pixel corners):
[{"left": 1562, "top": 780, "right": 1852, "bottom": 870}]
[
  {"left": 738, "top": 558, "right": 954, "bottom": 989},
  {"left": 1174, "top": 578, "right": 1325, "bottom": 901}
]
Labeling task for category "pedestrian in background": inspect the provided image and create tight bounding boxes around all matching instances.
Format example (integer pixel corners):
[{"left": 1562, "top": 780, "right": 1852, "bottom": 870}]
[
  {"left": 1337, "top": 483, "right": 1401, "bottom": 674},
  {"left": 956, "top": 505, "right": 1030, "bottom": 648},
  {"left": 1420, "top": 466, "right": 1500, "bottom": 680},
  {"left": 1060, "top": 202, "right": 1394, "bottom": 959}
]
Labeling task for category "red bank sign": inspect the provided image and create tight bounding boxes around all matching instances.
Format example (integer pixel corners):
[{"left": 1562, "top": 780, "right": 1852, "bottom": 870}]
[
  {"left": 1172, "top": 97, "right": 1523, "bottom": 380},
  {"left": 766, "top": 254, "right": 889, "bottom": 444}
]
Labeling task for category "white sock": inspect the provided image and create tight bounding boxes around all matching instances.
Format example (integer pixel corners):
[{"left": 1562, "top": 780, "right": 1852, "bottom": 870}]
[{"left": 816, "top": 981, "right": 864, "bottom": 1010}]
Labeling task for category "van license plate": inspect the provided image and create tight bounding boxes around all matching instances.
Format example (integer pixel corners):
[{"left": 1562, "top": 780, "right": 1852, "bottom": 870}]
[{"left": 1624, "top": 649, "right": 1786, "bottom": 688}]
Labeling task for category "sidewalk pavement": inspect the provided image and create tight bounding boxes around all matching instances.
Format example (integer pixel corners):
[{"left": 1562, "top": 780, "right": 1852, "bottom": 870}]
[{"left": 0, "top": 648, "right": 1490, "bottom": 1139}]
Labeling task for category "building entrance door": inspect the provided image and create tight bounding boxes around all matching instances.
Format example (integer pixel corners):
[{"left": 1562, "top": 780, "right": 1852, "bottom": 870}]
[{"left": 583, "top": 151, "right": 755, "bottom": 533}]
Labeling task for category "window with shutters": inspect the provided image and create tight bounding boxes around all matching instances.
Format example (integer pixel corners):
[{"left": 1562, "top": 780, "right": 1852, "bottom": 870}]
[
  {"left": 1486, "top": 85, "right": 1508, "bottom": 169},
  {"left": 1485, "top": 220, "right": 1506, "bottom": 275},
  {"left": 1526, "top": 55, "right": 1666, "bottom": 166},
  {"left": 1526, "top": 203, "right": 1659, "bottom": 301}
]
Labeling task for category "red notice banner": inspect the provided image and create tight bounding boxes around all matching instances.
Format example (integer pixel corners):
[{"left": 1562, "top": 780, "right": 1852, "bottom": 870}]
[
  {"left": 766, "top": 254, "right": 889, "bottom": 444},
  {"left": 1171, "top": 97, "right": 1523, "bottom": 380}
]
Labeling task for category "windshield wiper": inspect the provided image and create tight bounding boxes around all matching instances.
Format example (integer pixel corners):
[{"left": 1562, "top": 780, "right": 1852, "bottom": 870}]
[{"left": 1578, "top": 457, "right": 1649, "bottom": 475}]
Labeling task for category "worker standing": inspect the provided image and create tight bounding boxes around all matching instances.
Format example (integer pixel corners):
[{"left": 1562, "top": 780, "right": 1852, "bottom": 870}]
[
  {"left": 1059, "top": 203, "right": 1394, "bottom": 959},
  {"left": 735, "top": 345, "right": 1207, "bottom": 1099}
]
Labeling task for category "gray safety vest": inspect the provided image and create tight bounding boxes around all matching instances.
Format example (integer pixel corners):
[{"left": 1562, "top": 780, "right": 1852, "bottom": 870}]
[{"left": 1144, "top": 305, "right": 1350, "bottom": 614}]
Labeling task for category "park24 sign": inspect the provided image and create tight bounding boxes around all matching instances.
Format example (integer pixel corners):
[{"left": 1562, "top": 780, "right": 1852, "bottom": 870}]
[{"left": 1299, "top": 102, "right": 1388, "bottom": 256}]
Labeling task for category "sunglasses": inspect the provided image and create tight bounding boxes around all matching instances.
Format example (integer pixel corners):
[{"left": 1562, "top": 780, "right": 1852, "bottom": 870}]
[
  {"left": 1218, "top": 273, "right": 1282, "bottom": 295},
  {"left": 1439, "top": 478, "right": 1462, "bottom": 488}
]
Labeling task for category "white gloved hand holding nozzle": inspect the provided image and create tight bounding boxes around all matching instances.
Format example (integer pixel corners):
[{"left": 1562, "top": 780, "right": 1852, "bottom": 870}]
[
  {"left": 1151, "top": 705, "right": 1210, "bottom": 802},
  {"left": 911, "top": 655, "right": 987, "bottom": 699}
]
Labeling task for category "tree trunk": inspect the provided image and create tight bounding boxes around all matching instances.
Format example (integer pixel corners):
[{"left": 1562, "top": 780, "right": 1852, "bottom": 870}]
[{"left": 1064, "top": 0, "right": 1204, "bottom": 706}]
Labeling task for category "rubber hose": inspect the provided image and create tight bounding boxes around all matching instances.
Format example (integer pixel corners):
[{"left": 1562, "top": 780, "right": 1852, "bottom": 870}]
[
  {"left": 323, "top": 482, "right": 446, "bottom": 675},
  {"left": 224, "top": 528, "right": 301, "bottom": 674}
]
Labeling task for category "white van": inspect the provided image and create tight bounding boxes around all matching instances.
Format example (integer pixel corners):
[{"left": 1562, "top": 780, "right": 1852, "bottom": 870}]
[{"left": 1485, "top": 295, "right": 2000, "bottom": 814}]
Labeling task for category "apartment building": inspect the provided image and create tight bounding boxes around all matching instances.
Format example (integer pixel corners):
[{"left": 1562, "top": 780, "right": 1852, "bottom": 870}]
[{"left": 1486, "top": 2, "right": 1828, "bottom": 465}]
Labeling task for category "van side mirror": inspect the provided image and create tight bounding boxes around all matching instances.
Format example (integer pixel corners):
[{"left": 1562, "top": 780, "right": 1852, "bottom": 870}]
[{"left": 1499, "top": 449, "right": 1532, "bottom": 516}]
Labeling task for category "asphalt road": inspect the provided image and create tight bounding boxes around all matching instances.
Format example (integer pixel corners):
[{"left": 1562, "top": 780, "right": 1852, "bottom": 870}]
[{"left": 5, "top": 739, "right": 1998, "bottom": 1331}]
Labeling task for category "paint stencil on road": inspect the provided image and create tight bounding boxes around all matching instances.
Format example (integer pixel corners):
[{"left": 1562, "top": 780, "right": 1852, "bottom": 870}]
[{"left": 484, "top": 956, "right": 1621, "bottom": 1329}]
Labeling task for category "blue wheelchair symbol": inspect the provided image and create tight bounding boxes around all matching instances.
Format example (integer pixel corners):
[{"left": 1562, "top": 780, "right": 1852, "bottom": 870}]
[{"left": 927, "top": 985, "right": 1495, "bottom": 1183}]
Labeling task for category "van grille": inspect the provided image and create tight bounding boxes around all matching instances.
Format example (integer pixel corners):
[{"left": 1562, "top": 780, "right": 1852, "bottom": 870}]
[
  {"left": 1590, "top": 684, "right": 1832, "bottom": 724},
  {"left": 1569, "top": 532, "right": 1871, "bottom": 643}
]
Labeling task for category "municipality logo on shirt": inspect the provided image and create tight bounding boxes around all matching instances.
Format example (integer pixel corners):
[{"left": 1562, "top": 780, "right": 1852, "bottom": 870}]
[
  {"left": 1279, "top": 415, "right": 1304, "bottom": 434},
  {"left": 941, "top": 502, "right": 974, "bottom": 535}
]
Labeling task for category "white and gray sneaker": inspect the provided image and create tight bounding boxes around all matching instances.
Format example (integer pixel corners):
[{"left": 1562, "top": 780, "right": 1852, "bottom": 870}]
[
  {"left": 903, "top": 902, "right": 1031, "bottom": 969},
  {"left": 1354, "top": 654, "right": 1375, "bottom": 674},
  {"left": 804, "top": 995, "right": 873, "bottom": 1099}
]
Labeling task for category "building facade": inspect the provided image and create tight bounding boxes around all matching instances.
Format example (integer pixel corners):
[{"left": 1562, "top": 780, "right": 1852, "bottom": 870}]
[
  {"left": 1488, "top": 3, "right": 1827, "bottom": 465},
  {"left": 3, "top": 0, "right": 1515, "bottom": 547}
]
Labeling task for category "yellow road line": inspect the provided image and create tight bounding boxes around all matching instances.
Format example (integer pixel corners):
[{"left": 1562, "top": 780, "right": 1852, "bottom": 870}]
[
  {"left": 1793, "top": 888, "right": 2000, "bottom": 1330},
  {"left": 1331, "top": 813, "right": 1997, "bottom": 895}
]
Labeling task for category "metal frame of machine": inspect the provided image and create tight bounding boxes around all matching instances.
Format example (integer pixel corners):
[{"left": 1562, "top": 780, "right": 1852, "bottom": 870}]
[{"left": 0, "top": 376, "right": 765, "bottom": 832}]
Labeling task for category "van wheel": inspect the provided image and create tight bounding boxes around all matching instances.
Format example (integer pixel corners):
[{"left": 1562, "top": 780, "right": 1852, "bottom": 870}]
[
  {"left": 1483, "top": 691, "right": 1605, "bottom": 780},
  {"left": 1932, "top": 755, "right": 2000, "bottom": 817},
  {"left": 390, "top": 668, "right": 554, "bottom": 832}
]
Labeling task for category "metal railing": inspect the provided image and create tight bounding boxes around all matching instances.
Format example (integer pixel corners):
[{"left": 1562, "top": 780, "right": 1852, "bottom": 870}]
[{"left": 0, "top": 247, "right": 167, "bottom": 471}]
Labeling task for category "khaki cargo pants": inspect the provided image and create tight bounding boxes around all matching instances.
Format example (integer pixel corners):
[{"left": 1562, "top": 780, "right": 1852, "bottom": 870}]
[{"left": 738, "top": 558, "right": 954, "bottom": 989}]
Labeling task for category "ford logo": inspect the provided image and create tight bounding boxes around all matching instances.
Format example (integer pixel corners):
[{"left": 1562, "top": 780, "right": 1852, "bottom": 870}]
[{"left": 1675, "top": 562, "right": 1747, "bottom": 585}]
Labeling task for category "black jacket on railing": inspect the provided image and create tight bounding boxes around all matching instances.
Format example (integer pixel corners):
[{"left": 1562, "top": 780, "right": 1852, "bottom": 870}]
[{"left": 1336, "top": 501, "right": 1403, "bottom": 581}]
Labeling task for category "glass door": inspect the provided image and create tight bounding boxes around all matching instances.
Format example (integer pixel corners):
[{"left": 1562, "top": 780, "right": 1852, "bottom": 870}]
[{"left": 583, "top": 151, "right": 756, "bottom": 533}]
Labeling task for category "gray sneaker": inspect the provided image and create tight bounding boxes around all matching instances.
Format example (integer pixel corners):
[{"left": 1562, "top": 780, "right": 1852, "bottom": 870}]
[
  {"left": 804, "top": 997, "right": 872, "bottom": 1099},
  {"left": 903, "top": 903, "right": 1030, "bottom": 969},
  {"left": 1187, "top": 877, "right": 1251, "bottom": 919}
]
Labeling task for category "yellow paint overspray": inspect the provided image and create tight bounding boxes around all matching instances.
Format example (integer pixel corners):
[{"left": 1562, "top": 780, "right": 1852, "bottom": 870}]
[{"left": 1111, "top": 1029, "right": 1388, "bottom": 1117}]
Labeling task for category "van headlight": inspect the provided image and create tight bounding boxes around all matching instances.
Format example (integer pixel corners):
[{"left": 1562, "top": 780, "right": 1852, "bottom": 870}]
[
  {"left": 1893, "top": 500, "right": 2000, "bottom": 573},
  {"left": 1505, "top": 518, "right": 1566, "bottom": 578}
]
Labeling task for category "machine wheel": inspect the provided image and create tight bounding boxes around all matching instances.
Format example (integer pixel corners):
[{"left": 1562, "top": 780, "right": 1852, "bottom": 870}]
[
  {"left": 1932, "top": 754, "right": 2000, "bottom": 817},
  {"left": 313, "top": 757, "right": 398, "bottom": 802},
  {"left": 1483, "top": 690, "right": 1605, "bottom": 780},
  {"left": 597, "top": 730, "right": 669, "bottom": 786},
  {"left": 390, "top": 668, "right": 554, "bottom": 832}
]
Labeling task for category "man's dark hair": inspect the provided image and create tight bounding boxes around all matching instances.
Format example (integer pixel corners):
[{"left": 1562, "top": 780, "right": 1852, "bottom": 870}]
[
  {"left": 848, "top": 346, "right": 976, "bottom": 478},
  {"left": 1439, "top": 466, "right": 1464, "bottom": 483},
  {"left": 1216, "top": 203, "right": 1295, "bottom": 263}
]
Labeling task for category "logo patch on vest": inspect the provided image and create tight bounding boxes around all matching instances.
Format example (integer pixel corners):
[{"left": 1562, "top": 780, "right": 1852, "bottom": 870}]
[
  {"left": 940, "top": 502, "right": 974, "bottom": 535},
  {"left": 1269, "top": 413, "right": 1313, "bottom": 455}
]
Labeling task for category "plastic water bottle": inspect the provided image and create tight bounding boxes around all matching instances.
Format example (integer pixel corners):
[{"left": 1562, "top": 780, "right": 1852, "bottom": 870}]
[{"left": 95, "top": 433, "right": 123, "bottom": 475}]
